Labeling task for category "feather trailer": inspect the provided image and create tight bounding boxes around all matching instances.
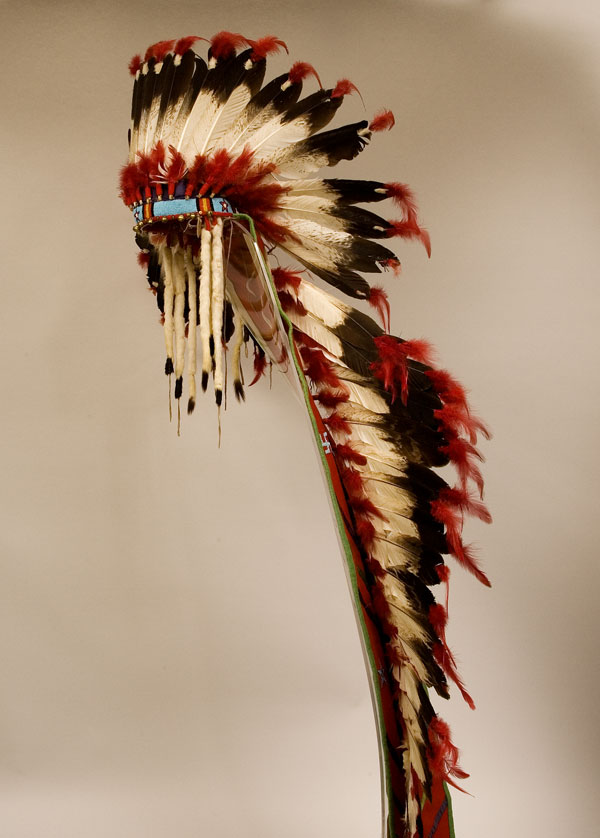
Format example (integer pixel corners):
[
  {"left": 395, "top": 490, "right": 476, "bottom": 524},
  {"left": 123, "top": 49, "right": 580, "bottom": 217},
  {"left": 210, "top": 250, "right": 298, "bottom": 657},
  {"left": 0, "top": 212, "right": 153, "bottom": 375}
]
[{"left": 120, "top": 31, "right": 491, "bottom": 838}]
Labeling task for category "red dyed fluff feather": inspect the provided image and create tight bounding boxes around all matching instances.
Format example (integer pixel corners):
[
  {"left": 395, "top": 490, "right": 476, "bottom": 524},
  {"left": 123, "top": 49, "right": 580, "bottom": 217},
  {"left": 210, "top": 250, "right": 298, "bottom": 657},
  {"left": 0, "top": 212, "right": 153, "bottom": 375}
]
[
  {"left": 349, "top": 494, "right": 383, "bottom": 521},
  {"left": 437, "top": 563, "right": 451, "bottom": 609},
  {"left": 355, "top": 516, "right": 376, "bottom": 549},
  {"left": 428, "top": 717, "right": 469, "bottom": 790},
  {"left": 338, "top": 465, "right": 386, "bottom": 521},
  {"left": 383, "top": 182, "right": 431, "bottom": 256},
  {"left": 135, "top": 152, "right": 154, "bottom": 199},
  {"left": 441, "top": 437, "right": 485, "bottom": 497},
  {"left": 434, "top": 402, "right": 490, "bottom": 446},
  {"left": 369, "top": 110, "right": 395, "bottom": 132},
  {"left": 429, "top": 603, "right": 475, "bottom": 709},
  {"left": 230, "top": 160, "right": 278, "bottom": 192},
  {"left": 300, "top": 347, "right": 341, "bottom": 389},
  {"left": 324, "top": 411, "right": 351, "bottom": 435},
  {"left": 294, "top": 332, "right": 320, "bottom": 350},
  {"left": 184, "top": 154, "right": 207, "bottom": 197},
  {"left": 385, "top": 182, "right": 419, "bottom": 216},
  {"left": 386, "top": 218, "right": 431, "bottom": 258},
  {"left": 430, "top": 497, "right": 490, "bottom": 586},
  {"left": 368, "top": 286, "right": 391, "bottom": 332},
  {"left": 335, "top": 443, "right": 368, "bottom": 466},
  {"left": 165, "top": 146, "right": 187, "bottom": 196},
  {"left": 148, "top": 143, "right": 166, "bottom": 196},
  {"left": 218, "top": 147, "right": 255, "bottom": 188},
  {"left": 249, "top": 347, "right": 267, "bottom": 385},
  {"left": 271, "top": 266, "right": 303, "bottom": 294},
  {"left": 277, "top": 290, "right": 308, "bottom": 317},
  {"left": 248, "top": 36, "right": 288, "bottom": 61},
  {"left": 331, "top": 78, "right": 359, "bottom": 99},
  {"left": 288, "top": 61, "right": 322, "bottom": 87},
  {"left": 339, "top": 465, "right": 365, "bottom": 497},
  {"left": 426, "top": 368, "right": 468, "bottom": 409},
  {"left": 198, "top": 149, "right": 232, "bottom": 196},
  {"left": 371, "top": 586, "right": 399, "bottom": 639},
  {"left": 210, "top": 31, "right": 249, "bottom": 60},
  {"left": 433, "top": 642, "right": 475, "bottom": 710},
  {"left": 119, "top": 162, "right": 142, "bottom": 205},
  {"left": 439, "top": 487, "right": 492, "bottom": 525},
  {"left": 437, "top": 564, "right": 450, "bottom": 585},
  {"left": 382, "top": 257, "right": 402, "bottom": 275},
  {"left": 371, "top": 335, "right": 434, "bottom": 404},
  {"left": 128, "top": 54, "right": 142, "bottom": 76},
  {"left": 315, "top": 388, "right": 349, "bottom": 408},
  {"left": 137, "top": 252, "right": 150, "bottom": 268}
]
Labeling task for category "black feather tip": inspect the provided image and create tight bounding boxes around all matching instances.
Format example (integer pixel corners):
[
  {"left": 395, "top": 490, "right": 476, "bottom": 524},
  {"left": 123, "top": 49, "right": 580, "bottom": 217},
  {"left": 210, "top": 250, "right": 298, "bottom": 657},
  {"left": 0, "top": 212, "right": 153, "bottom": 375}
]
[
  {"left": 174, "top": 376, "right": 183, "bottom": 399},
  {"left": 201, "top": 371, "right": 209, "bottom": 391},
  {"left": 187, "top": 397, "right": 195, "bottom": 415},
  {"left": 165, "top": 358, "right": 174, "bottom": 375},
  {"left": 234, "top": 380, "right": 245, "bottom": 402},
  {"left": 215, "top": 388, "right": 223, "bottom": 407}
]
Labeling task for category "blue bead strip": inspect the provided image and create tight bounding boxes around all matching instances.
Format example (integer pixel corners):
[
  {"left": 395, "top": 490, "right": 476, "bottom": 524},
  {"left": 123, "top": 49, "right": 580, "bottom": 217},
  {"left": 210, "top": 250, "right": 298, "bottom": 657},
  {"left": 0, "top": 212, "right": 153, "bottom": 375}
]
[{"left": 132, "top": 196, "right": 234, "bottom": 224}]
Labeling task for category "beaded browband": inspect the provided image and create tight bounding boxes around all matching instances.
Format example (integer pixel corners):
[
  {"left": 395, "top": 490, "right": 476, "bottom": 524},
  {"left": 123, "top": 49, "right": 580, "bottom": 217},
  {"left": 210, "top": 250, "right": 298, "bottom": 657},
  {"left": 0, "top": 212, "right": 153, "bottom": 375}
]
[{"left": 130, "top": 185, "right": 235, "bottom": 231}]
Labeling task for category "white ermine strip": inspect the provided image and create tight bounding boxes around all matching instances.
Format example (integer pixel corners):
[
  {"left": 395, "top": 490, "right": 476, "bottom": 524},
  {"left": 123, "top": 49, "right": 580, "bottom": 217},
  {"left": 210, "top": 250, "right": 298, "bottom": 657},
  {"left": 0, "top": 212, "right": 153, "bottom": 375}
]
[
  {"left": 172, "top": 248, "right": 187, "bottom": 383},
  {"left": 184, "top": 247, "right": 197, "bottom": 405},
  {"left": 210, "top": 218, "right": 225, "bottom": 398},
  {"left": 199, "top": 224, "right": 213, "bottom": 384},
  {"left": 161, "top": 246, "right": 175, "bottom": 368}
]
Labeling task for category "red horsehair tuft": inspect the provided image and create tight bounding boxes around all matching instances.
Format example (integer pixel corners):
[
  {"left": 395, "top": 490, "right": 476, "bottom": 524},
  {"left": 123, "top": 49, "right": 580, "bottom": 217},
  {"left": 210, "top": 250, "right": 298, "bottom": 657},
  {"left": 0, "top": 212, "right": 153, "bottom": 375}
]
[
  {"left": 174, "top": 36, "right": 200, "bottom": 55},
  {"left": 288, "top": 61, "right": 323, "bottom": 87},
  {"left": 209, "top": 31, "right": 249, "bottom": 60},
  {"left": 331, "top": 78, "right": 360, "bottom": 99},
  {"left": 248, "top": 36, "right": 288, "bottom": 61},
  {"left": 369, "top": 110, "right": 395, "bottom": 132}
]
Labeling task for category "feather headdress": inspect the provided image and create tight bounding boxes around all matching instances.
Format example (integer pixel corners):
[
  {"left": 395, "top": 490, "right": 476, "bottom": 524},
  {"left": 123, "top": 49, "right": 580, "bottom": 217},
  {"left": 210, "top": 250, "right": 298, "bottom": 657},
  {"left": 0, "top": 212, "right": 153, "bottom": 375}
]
[{"left": 120, "top": 31, "right": 491, "bottom": 838}]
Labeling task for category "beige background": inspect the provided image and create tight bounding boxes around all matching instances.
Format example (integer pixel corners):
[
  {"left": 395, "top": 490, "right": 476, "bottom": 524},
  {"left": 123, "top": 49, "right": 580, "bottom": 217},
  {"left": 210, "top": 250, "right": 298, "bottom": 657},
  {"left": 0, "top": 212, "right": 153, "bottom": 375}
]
[{"left": 1, "top": 1, "right": 599, "bottom": 836}]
